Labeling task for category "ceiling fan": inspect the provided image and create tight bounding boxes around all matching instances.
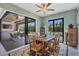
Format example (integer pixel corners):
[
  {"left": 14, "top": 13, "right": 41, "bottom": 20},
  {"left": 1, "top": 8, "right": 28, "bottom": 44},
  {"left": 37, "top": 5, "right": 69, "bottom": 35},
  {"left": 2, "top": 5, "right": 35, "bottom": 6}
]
[{"left": 35, "top": 3, "right": 54, "bottom": 13}]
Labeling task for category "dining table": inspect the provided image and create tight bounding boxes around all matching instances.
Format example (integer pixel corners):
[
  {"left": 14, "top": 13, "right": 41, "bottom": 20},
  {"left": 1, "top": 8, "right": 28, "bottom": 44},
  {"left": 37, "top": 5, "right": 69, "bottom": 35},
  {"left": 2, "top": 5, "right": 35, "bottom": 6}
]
[
  {"left": 46, "top": 35, "right": 55, "bottom": 41},
  {"left": 36, "top": 34, "right": 56, "bottom": 42}
]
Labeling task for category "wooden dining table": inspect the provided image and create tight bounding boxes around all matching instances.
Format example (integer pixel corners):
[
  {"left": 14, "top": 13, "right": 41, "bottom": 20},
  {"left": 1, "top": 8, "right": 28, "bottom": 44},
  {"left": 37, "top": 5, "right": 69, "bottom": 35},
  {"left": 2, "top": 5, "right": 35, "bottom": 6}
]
[
  {"left": 35, "top": 35, "right": 55, "bottom": 42},
  {"left": 46, "top": 35, "right": 55, "bottom": 41}
]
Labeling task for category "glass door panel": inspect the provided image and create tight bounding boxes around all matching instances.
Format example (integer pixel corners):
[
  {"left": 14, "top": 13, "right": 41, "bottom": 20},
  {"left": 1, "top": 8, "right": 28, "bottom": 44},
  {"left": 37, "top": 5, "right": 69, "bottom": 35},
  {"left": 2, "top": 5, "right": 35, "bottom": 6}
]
[
  {"left": 48, "top": 20, "right": 53, "bottom": 35},
  {"left": 48, "top": 18, "right": 64, "bottom": 43}
]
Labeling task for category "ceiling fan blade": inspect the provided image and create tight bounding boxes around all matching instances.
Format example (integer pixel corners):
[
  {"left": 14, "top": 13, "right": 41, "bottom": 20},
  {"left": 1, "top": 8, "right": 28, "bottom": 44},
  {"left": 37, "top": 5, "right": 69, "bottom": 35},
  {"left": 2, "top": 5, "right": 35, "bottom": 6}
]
[
  {"left": 47, "top": 3, "right": 52, "bottom": 7},
  {"left": 48, "top": 9, "right": 54, "bottom": 11},
  {"left": 35, "top": 5, "right": 42, "bottom": 8},
  {"left": 41, "top": 3, "right": 45, "bottom": 7},
  {"left": 36, "top": 10, "right": 41, "bottom": 12}
]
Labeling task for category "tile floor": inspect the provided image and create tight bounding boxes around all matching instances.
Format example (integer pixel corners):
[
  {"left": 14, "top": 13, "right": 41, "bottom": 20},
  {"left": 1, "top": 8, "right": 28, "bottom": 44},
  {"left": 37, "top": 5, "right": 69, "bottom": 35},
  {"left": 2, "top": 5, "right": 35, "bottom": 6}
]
[
  {"left": 0, "top": 42, "right": 79, "bottom": 56},
  {"left": 59, "top": 43, "right": 79, "bottom": 56}
]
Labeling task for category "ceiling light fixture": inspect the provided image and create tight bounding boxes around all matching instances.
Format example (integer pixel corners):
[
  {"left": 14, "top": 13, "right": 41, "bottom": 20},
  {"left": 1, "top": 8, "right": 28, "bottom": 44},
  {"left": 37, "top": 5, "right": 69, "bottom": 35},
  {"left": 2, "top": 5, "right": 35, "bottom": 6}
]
[{"left": 36, "top": 3, "right": 54, "bottom": 13}]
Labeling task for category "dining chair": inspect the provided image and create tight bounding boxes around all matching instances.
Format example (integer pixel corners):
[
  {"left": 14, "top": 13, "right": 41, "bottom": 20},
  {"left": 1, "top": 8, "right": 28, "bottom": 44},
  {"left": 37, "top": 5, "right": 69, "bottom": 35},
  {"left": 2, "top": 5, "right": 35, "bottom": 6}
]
[
  {"left": 30, "top": 36, "right": 45, "bottom": 56},
  {"left": 46, "top": 37, "right": 60, "bottom": 56},
  {"left": 53, "top": 36, "right": 60, "bottom": 56}
]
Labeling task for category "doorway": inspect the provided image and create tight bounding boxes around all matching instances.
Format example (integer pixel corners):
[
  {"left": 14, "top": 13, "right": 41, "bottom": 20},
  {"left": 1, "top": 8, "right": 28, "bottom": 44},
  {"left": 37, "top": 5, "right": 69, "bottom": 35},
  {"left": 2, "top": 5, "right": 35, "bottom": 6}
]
[{"left": 0, "top": 11, "right": 36, "bottom": 51}]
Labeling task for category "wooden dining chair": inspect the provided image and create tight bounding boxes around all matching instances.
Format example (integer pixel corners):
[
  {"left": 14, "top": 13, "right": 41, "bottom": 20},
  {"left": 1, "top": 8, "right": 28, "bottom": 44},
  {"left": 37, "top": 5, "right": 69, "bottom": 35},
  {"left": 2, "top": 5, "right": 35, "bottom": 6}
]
[
  {"left": 36, "top": 38, "right": 45, "bottom": 56},
  {"left": 46, "top": 37, "right": 60, "bottom": 56},
  {"left": 53, "top": 37, "right": 60, "bottom": 56},
  {"left": 30, "top": 36, "right": 45, "bottom": 56}
]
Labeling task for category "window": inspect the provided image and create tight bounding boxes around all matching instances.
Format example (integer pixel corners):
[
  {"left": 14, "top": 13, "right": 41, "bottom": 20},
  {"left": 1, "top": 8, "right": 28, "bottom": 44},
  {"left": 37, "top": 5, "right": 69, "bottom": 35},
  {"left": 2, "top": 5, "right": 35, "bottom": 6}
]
[
  {"left": 28, "top": 19, "right": 36, "bottom": 33},
  {"left": 54, "top": 19, "right": 63, "bottom": 32},
  {"left": 48, "top": 18, "right": 64, "bottom": 42},
  {"left": 48, "top": 20, "right": 53, "bottom": 34}
]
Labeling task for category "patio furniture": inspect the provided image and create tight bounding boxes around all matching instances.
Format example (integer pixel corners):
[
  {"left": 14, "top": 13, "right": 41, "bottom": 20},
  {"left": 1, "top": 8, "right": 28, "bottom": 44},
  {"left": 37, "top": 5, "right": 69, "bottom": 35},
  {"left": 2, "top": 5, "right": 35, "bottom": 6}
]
[{"left": 10, "top": 31, "right": 19, "bottom": 41}]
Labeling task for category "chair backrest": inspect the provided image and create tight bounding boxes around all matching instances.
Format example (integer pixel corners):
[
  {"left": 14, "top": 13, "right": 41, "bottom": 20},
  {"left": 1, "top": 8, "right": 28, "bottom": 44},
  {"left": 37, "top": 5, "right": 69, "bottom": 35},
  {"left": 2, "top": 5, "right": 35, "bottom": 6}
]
[{"left": 54, "top": 34, "right": 60, "bottom": 44}]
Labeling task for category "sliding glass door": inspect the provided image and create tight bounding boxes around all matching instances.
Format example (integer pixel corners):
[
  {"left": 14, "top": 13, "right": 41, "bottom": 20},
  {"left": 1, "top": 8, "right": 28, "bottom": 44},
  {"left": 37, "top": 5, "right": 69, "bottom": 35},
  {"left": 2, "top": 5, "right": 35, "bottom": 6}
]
[
  {"left": 28, "top": 18, "right": 36, "bottom": 34},
  {"left": 0, "top": 11, "right": 26, "bottom": 51},
  {"left": 0, "top": 11, "right": 36, "bottom": 51},
  {"left": 26, "top": 18, "right": 36, "bottom": 44},
  {"left": 48, "top": 18, "right": 64, "bottom": 42},
  {"left": 48, "top": 20, "right": 54, "bottom": 35}
]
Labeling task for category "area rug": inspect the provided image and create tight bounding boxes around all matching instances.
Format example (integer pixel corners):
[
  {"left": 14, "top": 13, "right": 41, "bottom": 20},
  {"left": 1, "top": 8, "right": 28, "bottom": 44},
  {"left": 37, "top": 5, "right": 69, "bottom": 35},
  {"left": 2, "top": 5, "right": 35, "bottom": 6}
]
[{"left": 1, "top": 39, "right": 25, "bottom": 51}]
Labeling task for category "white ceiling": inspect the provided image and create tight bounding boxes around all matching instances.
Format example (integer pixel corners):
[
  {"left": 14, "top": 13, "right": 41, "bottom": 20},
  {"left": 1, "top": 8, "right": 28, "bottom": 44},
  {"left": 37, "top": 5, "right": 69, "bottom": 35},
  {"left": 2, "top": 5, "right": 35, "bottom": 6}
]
[{"left": 13, "top": 3, "right": 79, "bottom": 17}]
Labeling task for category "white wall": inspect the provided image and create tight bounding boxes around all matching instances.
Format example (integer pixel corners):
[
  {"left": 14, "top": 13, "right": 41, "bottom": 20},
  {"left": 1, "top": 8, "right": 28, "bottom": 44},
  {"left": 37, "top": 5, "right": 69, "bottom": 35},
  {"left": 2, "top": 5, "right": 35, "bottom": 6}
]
[{"left": 42, "top": 9, "right": 77, "bottom": 43}]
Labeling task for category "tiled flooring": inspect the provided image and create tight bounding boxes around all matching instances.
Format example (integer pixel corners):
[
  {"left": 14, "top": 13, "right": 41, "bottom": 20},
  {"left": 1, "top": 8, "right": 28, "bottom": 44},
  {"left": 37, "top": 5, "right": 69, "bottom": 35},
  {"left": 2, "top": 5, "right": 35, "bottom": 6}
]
[
  {"left": 59, "top": 43, "right": 79, "bottom": 56},
  {"left": 0, "top": 42, "right": 79, "bottom": 56}
]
